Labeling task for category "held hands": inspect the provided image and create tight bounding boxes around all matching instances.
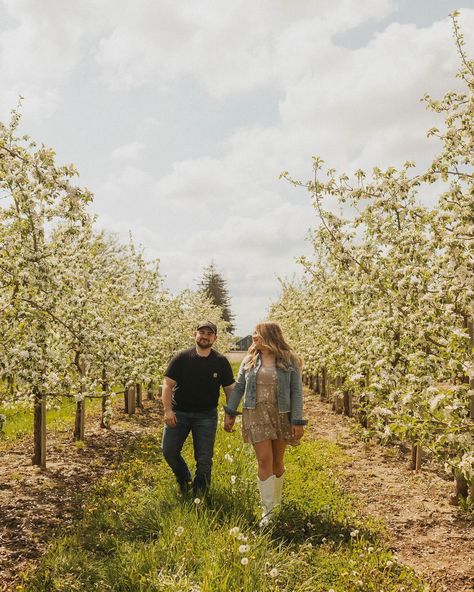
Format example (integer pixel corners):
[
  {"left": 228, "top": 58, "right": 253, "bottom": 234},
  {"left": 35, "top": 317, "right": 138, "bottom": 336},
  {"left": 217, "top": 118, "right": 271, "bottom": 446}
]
[
  {"left": 164, "top": 409, "right": 177, "bottom": 428},
  {"left": 224, "top": 413, "right": 236, "bottom": 433},
  {"left": 292, "top": 425, "right": 304, "bottom": 441}
]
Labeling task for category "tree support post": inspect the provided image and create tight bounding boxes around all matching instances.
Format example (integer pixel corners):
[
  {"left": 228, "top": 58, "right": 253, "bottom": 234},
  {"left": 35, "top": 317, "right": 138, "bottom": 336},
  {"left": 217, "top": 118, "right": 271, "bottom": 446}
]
[
  {"left": 147, "top": 380, "right": 155, "bottom": 400},
  {"left": 128, "top": 385, "right": 136, "bottom": 415},
  {"left": 73, "top": 399, "right": 85, "bottom": 441},
  {"left": 321, "top": 367, "right": 327, "bottom": 401},
  {"left": 33, "top": 389, "right": 46, "bottom": 468},
  {"left": 136, "top": 383, "right": 143, "bottom": 409},
  {"left": 100, "top": 367, "right": 109, "bottom": 429},
  {"left": 343, "top": 390, "right": 353, "bottom": 417}
]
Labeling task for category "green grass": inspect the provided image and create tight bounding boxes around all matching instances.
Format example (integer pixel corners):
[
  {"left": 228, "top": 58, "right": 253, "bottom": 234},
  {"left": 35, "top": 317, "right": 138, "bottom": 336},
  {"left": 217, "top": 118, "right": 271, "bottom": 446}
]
[
  {"left": 0, "top": 397, "right": 105, "bottom": 446},
  {"left": 16, "top": 414, "right": 431, "bottom": 592}
]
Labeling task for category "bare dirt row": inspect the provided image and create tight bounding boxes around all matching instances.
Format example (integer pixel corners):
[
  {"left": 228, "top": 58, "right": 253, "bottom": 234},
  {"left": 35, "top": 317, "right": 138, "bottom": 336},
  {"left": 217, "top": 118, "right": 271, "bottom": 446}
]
[{"left": 304, "top": 388, "right": 474, "bottom": 592}]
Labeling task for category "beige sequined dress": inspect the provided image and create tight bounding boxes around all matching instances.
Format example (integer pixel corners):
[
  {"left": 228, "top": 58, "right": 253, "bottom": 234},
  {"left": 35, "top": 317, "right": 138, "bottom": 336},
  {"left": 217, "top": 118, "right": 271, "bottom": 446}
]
[{"left": 242, "top": 365, "right": 295, "bottom": 444}]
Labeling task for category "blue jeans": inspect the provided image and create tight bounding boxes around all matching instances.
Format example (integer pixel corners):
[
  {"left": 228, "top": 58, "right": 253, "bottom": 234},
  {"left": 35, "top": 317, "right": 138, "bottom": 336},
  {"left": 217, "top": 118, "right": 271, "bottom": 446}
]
[{"left": 162, "top": 408, "right": 218, "bottom": 494}]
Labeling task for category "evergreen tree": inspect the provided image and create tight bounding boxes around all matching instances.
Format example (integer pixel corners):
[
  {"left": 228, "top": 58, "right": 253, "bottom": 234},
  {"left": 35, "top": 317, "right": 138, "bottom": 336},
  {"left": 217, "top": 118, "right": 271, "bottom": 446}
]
[{"left": 198, "top": 262, "right": 235, "bottom": 333}]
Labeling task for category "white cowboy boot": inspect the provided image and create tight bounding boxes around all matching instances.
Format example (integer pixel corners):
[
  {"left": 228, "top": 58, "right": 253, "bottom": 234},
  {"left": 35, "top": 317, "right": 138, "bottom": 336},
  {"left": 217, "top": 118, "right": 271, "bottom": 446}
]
[
  {"left": 273, "top": 472, "right": 285, "bottom": 507},
  {"left": 257, "top": 475, "right": 275, "bottom": 527}
]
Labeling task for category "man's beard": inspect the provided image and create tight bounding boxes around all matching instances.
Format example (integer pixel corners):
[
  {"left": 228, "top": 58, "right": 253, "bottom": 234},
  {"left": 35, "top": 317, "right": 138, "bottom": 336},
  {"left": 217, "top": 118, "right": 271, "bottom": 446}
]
[{"left": 196, "top": 338, "right": 212, "bottom": 349}]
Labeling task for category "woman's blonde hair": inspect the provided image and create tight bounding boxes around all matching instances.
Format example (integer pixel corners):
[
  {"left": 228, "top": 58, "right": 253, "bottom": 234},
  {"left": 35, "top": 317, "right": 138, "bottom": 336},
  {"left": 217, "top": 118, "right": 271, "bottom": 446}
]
[{"left": 245, "top": 322, "right": 302, "bottom": 370}]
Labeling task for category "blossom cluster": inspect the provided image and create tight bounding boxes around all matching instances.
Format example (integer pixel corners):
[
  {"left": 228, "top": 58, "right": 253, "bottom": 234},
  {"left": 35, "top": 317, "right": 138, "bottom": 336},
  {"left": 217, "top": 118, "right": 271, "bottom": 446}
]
[
  {"left": 272, "top": 16, "right": 474, "bottom": 486},
  {"left": 0, "top": 108, "right": 232, "bottom": 459}
]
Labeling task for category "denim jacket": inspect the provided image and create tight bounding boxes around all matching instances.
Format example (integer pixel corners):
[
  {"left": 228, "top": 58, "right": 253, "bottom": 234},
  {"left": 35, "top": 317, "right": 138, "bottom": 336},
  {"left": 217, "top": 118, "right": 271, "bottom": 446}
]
[{"left": 224, "top": 354, "right": 307, "bottom": 425}]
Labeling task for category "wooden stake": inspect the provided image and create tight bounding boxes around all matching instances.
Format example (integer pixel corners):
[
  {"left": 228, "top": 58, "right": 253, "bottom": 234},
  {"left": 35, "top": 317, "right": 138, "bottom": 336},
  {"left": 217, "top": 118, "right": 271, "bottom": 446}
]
[
  {"left": 33, "top": 389, "right": 46, "bottom": 468},
  {"left": 415, "top": 445, "right": 423, "bottom": 472},
  {"left": 343, "top": 390, "right": 353, "bottom": 417},
  {"left": 128, "top": 385, "right": 136, "bottom": 415},
  {"left": 73, "top": 399, "right": 85, "bottom": 441},
  {"left": 147, "top": 380, "right": 155, "bottom": 400},
  {"left": 100, "top": 367, "right": 109, "bottom": 429},
  {"left": 321, "top": 367, "right": 327, "bottom": 401},
  {"left": 124, "top": 380, "right": 129, "bottom": 413},
  {"left": 136, "top": 383, "right": 143, "bottom": 409},
  {"left": 334, "top": 392, "right": 343, "bottom": 414}
]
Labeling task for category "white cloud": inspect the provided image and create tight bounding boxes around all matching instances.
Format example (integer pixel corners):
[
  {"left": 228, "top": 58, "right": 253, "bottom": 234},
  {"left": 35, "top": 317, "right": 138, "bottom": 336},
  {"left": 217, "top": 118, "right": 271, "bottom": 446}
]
[
  {"left": 94, "top": 0, "right": 398, "bottom": 96},
  {"left": 111, "top": 141, "right": 146, "bottom": 161},
  {"left": 2, "top": 1, "right": 473, "bottom": 333},
  {"left": 0, "top": 0, "right": 91, "bottom": 120}
]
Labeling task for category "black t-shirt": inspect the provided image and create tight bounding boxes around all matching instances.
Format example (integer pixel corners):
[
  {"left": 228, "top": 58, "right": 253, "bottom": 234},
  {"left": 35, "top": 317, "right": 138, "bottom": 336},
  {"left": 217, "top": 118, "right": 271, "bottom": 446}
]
[{"left": 165, "top": 347, "right": 234, "bottom": 412}]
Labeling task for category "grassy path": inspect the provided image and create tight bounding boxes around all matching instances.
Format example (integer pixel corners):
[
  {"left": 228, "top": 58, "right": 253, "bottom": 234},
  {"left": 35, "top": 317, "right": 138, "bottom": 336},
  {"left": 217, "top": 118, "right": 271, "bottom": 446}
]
[{"left": 14, "top": 413, "right": 431, "bottom": 591}]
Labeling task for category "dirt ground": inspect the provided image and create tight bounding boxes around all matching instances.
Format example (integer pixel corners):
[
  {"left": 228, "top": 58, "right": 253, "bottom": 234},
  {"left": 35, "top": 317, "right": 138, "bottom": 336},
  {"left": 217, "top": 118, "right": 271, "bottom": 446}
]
[
  {"left": 0, "top": 400, "right": 163, "bottom": 592},
  {"left": 1, "top": 391, "right": 473, "bottom": 592},
  {"left": 304, "top": 388, "right": 474, "bottom": 592}
]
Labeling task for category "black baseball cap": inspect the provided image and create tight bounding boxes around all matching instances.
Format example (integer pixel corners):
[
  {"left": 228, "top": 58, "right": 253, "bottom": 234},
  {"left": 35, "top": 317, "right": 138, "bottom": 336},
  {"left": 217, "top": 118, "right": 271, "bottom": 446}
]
[{"left": 196, "top": 321, "right": 217, "bottom": 334}]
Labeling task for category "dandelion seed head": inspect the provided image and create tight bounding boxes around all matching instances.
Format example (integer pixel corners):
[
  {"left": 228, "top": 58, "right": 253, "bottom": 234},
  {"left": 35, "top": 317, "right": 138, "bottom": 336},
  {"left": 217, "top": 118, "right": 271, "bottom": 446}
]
[
  {"left": 238, "top": 544, "right": 250, "bottom": 554},
  {"left": 350, "top": 529, "right": 359, "bottom": 537},
  {"left": 269, "top": 568, "right": 278, "bottom": 578},
  {"left": 175, "top": 526, "right": 184, "bottom": 536},
  {"left": 194, "top": 498, "right": 201, "bottom": 505}
]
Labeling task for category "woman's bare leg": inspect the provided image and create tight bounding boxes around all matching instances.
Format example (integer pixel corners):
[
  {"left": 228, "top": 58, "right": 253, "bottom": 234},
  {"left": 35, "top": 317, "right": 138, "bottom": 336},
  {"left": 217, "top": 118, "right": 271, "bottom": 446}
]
[
  {"left": 272, "top": 439, "right": 287, "bottom": 477},
  {"left": 253, "top": 440, "right": 273, "bottom": 480}
]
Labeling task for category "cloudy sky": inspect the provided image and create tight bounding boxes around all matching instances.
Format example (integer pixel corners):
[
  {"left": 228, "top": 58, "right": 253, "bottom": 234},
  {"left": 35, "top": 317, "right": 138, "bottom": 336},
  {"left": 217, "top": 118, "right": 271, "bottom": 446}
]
[{"left": 1, "top": 0, "right": 473, "bottom": 335}]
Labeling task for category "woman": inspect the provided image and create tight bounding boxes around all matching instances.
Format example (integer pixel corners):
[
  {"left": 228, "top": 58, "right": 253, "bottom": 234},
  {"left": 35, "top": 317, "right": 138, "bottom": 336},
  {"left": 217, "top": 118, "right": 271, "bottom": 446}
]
[{"left": 224, "top": 322, "right": 307, "bottom": 526}]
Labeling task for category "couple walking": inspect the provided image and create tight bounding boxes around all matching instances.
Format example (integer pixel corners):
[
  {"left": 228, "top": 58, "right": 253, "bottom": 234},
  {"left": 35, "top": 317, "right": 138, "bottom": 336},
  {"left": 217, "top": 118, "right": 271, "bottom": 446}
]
[{"left": 161, "top": 320, "right": 307, "bottom": 525}]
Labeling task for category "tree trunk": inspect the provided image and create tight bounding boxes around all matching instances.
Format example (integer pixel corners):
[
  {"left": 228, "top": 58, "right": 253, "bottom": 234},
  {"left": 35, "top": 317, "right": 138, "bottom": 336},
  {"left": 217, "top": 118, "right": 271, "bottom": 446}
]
[
  {"left": 32, "top": 388, "right": 46, "bottom": 468},
  {"left": 73, "top": 399, "right": 85, "bottom": 441},
  {"left": 415, "top": 445, "right": 422, "bottom": 471},
  {"left": 343, "top": 390, "right": 353, "bottom": 417},
  {"left": 321, "top": 367, "right": 327, "bottom": 401},
  {"left": 451, "top": 474, "right": 469, "bottom": 505},
  {"left": 100, "top": 367, "right": 109, "bottom": 429},
  {"left": 147, "top": 380, "right": 155, "bottom": 400},
  {"left": 333, "top": 392, "right": 343, "bottom": 414},
  {"left": 124, "top": 381, "right": 129, "bottom": 413},
  {"left": 136, "top": 383, "right": 143, "bottom": 409},
  {"left": 128, "top": 385, "right": 136, "bottom": 415},
  {"left": 467, "top": 319, "right": 474, "bottom": 419}
]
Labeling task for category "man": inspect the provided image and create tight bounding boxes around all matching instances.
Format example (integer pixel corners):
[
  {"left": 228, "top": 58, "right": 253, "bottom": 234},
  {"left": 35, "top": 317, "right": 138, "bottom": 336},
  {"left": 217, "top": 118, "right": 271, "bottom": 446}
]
[{"left": 161, "top": 321, "right": 234, "bottom": 497}]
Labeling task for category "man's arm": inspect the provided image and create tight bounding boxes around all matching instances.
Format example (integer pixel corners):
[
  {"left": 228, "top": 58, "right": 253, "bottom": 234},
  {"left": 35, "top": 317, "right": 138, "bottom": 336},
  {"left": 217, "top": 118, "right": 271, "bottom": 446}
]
[
  {"left": 162, "top": 376, "right": 177, "bottom": 427},
  {"left": 223, "top": 381, "right": 236, "bottom": 432},
  {"left": 223, "top": 382, "right": 235, "bottom": 404}
]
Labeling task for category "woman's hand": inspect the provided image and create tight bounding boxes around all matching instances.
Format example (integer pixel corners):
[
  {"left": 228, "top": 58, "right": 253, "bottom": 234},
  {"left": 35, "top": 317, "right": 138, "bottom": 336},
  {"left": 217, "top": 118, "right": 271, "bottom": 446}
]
[
  {"left": 224, "top": 413, "right": 236, "bottom": 433},
  {"left": 292, "top": 425, "right": 304, "bottom": 441}
]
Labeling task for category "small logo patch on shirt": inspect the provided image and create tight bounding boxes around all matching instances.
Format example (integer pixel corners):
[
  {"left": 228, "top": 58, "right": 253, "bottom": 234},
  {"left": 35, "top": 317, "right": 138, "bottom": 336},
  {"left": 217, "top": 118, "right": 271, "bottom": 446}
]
[{"left": 213, "top": 372, "right": 218, "bottom": 378}]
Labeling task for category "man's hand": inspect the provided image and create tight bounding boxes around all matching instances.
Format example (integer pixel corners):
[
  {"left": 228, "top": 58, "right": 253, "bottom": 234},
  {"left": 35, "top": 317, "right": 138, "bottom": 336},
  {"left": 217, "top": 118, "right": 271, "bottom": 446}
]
[
  {"left": 224, "top": 413, "right": 236, "bottom": 432},
  {"left": 292, "top": 425, "right": 304, "bottom": 441},
  {"left": 164, "top": 409, "right": 177, "bottom": 428},
  {"left": 162, "top": 377, "right": 177, "bottom": 427}
]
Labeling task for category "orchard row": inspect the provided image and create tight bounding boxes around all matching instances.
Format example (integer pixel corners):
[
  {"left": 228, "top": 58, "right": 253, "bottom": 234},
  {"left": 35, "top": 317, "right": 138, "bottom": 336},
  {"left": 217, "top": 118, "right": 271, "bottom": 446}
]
[
  {"left": 0, "top": 109, "right": 231, "bottom": 467},
  {"left": 270, "top": 15, "right": 473, "bottom": 501}
]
